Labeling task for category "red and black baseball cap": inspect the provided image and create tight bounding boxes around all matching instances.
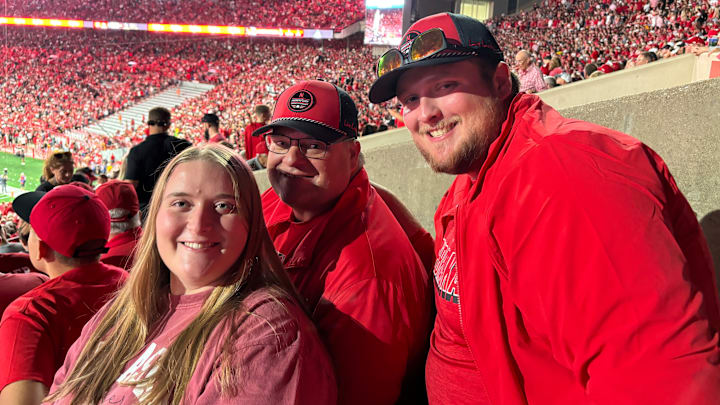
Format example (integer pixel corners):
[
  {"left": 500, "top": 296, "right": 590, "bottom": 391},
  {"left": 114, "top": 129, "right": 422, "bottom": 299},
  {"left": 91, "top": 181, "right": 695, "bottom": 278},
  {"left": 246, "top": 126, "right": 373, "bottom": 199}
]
[
  {"left": 252, "top": 80, "right": 358, "bottom": 143},
  {"left": 12, "top": 185, "right": 110, "bottom": 258},
  {"left": 369, "top": 12, "right": 505, "bottom": 104}
]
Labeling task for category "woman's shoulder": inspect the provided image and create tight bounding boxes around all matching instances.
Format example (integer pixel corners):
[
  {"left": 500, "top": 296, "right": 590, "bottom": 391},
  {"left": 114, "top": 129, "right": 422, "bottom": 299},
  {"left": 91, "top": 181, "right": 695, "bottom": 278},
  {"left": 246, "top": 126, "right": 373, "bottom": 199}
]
[{"left": 228, "top": 288, "right": 310, "bottom": 350}]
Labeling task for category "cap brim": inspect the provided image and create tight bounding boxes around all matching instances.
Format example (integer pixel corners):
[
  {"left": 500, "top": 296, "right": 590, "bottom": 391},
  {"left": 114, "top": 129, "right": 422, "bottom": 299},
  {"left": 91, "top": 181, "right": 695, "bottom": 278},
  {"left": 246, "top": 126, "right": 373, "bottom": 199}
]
[
  {"left": 12, "top": 191, "right": 46, "bottom": 223},
  {"left": 251, "top": 119, "right": 348, "bottom": 143},
  {"left": 368, "top": 55, "right": 474, "bottom": 104}
]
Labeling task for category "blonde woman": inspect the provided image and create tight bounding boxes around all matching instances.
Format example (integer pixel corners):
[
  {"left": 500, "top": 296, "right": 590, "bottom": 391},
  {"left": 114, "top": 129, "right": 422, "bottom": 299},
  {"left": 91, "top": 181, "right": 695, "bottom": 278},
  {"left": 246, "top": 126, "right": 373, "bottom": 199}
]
[
  {"left": 36, "top": 151, "right": 74, "bottom": 192},
  {"left": 45, "top": 144, "right": 337, "bottom": 404}
]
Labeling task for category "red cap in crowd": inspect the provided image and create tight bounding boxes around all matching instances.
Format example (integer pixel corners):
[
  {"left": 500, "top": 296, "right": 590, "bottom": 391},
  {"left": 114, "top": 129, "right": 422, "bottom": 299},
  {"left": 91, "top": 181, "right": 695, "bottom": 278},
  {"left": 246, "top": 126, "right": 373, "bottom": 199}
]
[
  {"left": 252, "top": 80, "right": 358, "bottom": 143},
  {"left": 95, "top": 180, "right": 140, "bottom": 222},
  {"left": 12, "top": 185, "right": 110, "bottom": 257}
]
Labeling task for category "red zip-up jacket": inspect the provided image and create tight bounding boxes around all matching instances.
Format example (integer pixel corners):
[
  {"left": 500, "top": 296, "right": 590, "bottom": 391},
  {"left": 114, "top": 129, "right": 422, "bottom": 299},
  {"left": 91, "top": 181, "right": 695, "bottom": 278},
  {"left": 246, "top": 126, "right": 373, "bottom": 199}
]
[
  {"left": 263, "top": 168, "right": 432, "bottom": 405},
  {"left": 435, "top": 94, "right": 720, "bottom": 404}
]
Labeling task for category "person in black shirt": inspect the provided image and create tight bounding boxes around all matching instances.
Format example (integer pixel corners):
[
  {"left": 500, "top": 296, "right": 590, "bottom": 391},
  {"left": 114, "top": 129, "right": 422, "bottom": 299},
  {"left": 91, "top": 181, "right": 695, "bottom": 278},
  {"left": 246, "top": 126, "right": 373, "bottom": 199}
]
[{"left": 123, "top": 107, "right": 190, "bottom": 218}]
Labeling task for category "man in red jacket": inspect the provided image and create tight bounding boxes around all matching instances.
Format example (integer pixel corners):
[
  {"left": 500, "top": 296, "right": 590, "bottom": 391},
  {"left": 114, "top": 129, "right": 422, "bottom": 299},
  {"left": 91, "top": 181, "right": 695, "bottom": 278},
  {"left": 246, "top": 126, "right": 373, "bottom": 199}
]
[
  {"left": 254, "top": 80, "right": 432, "bottom": 405},
  {"left": 369, "top": 12, "right": 720, "bottom": 405}
]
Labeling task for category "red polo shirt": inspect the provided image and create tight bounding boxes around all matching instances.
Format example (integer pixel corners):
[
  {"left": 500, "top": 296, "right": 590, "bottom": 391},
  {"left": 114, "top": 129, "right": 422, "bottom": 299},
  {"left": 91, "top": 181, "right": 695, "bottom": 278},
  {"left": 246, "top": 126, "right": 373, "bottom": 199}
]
[{"left": 0, "top": 262, "right": 127, "bottom": 390}]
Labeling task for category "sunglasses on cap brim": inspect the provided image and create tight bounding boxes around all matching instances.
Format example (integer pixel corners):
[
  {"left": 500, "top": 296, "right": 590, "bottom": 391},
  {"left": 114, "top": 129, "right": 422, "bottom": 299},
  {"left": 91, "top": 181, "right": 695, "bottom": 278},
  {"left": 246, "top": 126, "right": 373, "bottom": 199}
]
[
  {"left": 376, "top": 28, "right": 486, "bottom": 78},
  {"left": 52, "top": 151, "right": 72, "bottom": 159},
  {"left": 147, "top": 120, "right": 169, "bottom": 126}
]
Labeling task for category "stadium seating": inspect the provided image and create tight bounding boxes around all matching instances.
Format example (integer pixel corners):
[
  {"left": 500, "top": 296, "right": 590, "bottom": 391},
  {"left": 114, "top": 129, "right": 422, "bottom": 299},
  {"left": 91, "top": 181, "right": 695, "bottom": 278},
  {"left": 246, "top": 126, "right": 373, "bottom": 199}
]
[
  {"left": 492, "top": 0, "right": 719, "bottom": 81},
  {"left": 4, "top": 0, "right": 365, "bottom": 31}
]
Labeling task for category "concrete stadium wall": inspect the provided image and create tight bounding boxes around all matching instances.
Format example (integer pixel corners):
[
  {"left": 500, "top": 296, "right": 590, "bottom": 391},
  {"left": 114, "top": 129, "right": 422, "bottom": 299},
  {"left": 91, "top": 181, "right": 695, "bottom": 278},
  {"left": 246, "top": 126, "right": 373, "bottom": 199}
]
[{"left": 253, "top": 76, "right": 720, "bottom": 275}]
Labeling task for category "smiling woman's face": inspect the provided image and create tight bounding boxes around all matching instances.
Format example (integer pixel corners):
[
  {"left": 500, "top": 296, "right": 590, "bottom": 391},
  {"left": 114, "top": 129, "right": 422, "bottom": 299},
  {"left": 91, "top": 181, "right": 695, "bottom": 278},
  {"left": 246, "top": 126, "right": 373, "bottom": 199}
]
[{"left": 155, "top": 159, "right": 249, "bottom": 295}]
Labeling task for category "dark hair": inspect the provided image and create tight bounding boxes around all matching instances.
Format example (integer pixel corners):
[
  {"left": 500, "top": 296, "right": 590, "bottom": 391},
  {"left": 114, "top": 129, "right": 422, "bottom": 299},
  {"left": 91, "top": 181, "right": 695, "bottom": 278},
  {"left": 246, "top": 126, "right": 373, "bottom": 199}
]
[
  {"left": 584, "top": 63, "right": 598, "bottom": 78},
  {"left": 148, "top": 107, "right": 172, "bottom": 126},
  {"left": 254, "top": 105, "right": 271, "bottom": 120}
]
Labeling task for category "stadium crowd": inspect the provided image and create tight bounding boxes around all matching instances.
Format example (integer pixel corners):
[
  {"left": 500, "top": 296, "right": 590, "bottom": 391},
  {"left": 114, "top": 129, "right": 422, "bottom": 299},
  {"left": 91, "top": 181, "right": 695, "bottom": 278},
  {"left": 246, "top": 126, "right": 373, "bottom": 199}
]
[
  {"left": 4, "top": 0, "right": 365, "bottom": 31},
  {"left": 1, "top": 28, "right": 390, "bottom": 167},
  {"left": 1, "top": 0, "right": 719, "bottom": 167},
  {"left": 491, "top": 0, "right": 720, "bottom": 84}
]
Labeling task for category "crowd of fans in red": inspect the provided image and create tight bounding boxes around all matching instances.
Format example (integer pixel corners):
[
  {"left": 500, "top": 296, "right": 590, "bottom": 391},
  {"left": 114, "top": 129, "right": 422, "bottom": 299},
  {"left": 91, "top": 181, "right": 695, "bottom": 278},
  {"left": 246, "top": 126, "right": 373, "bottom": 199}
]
[
  {"left": 494, "top": 0, "right": 719, "bottom": 84},
  {"left": 4, "top": 0, "right": 365, "bottom": 31},
  {"left": 1, "top": 28, "right": 389, "bottom": 168},
  {"left": 1, "top": 0, "right": 719, "bottom": 169}
]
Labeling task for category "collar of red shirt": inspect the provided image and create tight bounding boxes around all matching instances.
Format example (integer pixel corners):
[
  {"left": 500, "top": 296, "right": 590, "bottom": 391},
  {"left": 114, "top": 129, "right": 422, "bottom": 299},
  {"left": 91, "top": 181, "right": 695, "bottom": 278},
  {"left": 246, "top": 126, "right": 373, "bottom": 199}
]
[{"left": 265, "top": 168, "right": 371, "bottom": 269}]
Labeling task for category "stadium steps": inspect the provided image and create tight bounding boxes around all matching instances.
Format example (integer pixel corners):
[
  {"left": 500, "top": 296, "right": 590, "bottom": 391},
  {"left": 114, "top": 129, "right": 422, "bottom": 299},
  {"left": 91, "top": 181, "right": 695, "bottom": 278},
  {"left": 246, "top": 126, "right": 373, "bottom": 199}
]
[{"left": 84, "top": 81, "right": 216, "bottom": 138}]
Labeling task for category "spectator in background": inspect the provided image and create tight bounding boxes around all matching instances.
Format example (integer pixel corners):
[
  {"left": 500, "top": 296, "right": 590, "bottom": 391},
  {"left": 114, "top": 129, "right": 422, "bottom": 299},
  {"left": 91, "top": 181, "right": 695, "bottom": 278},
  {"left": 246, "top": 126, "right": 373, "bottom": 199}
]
[
  {"left": 0, "top": 169, "right": 7, "bottom": 193},
  {"left": 96, "top": 180, "right": 143, "bottom": 270},
  {"left": 201, "top": 113, "right": 226, "bottom": 143},
  {"left": 243, "top": 105, "right": 271, "bottom": 160},
  {"left": 75, "top": 168, "right": 96, "bottom": 187},
  {"left": 123, "top": 107, "right": 191, "bottom": 217},
  {"left": 0, "top": 221, "right": 24, "bottom": 254},
  {"left": 515, "top": 50, "right": 547, "bottom": 93},
  {"left": 258, "top": 81, "right": 431, "bottom": 404},
  {"left": 45, "top": 145, "right": 336, "bottom": 404},
  {"left": 0, "top": 185, "right": 127, "bottom": 405},
  {"left": 583, "top": 62, "right": 599, "bottom": 79},
  {"left": 36, "top": 151, "right": 74, "bottom": 192},
  {"left": 636, "top": 51, "right": 658, "bottom": 66},
  {"left": 97, "top": 174, "right": 109, "bottom": 186}
]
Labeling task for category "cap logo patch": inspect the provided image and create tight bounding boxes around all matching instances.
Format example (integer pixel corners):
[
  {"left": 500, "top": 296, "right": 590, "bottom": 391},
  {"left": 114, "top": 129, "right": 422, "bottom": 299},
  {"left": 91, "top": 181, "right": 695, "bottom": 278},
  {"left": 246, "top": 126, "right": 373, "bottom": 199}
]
[{"left": 287, "top": 91, "right": 315, "bottom": 112}]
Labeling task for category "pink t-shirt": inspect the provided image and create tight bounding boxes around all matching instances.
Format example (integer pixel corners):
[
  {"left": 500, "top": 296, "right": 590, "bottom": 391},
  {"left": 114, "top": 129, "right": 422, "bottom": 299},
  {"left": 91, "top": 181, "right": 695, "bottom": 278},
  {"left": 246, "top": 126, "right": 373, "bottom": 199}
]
[{"left": 46, "top": 288, "right": 337, "bottom": 404}]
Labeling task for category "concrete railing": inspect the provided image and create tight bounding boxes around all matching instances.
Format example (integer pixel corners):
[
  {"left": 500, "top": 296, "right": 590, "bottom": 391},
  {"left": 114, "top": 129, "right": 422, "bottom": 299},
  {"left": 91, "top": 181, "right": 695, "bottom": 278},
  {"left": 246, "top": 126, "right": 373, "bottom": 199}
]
[{"left": 538, "top": 52, "right": 718, "bottom": 111}]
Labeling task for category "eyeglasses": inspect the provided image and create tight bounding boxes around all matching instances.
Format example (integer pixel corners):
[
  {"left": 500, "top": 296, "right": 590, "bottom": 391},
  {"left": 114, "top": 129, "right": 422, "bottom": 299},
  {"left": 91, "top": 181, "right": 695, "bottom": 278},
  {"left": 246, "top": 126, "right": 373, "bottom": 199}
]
[
  {"left": 376, "top": 28, "right": 481, "bottom": 78},
  {"left": 265, "top": 134, "right": 352, "bottom": 160}
]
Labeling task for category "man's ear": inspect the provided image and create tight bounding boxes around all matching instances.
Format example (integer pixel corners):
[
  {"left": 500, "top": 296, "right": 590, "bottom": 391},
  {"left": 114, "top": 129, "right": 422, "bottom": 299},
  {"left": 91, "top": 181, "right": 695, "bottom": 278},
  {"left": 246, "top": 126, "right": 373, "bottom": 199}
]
[
  {"left": 493, "top": 62, "right": 512, "bottom": 100},
  {"left": 36, "top": 239, "right": 54, "bottom": 262},
  {"left": 348, "top": 140, "right": 361, "bottom": 170}
]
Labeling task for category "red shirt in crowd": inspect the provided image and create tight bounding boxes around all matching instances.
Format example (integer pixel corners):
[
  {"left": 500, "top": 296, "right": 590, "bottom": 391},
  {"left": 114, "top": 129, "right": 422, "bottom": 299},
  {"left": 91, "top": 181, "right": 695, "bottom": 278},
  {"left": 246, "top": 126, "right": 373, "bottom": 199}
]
[
  {"left": 262, "top": 168, "right": 432, "bottom": 405},
  {"left": 0, "top": 262, "right": 127, "bottom": 391},
  {"left": 0, "top": 272, "right": 48, "bottom": 317},
  {"left": 100, "top": 228, "right": 143, "bottom": 270},
  {"left": 243, "top": 122, "right": 267, "bottom": 160},
  {"left": 47, "top": 288, "right": 337, "bottom": 404}
]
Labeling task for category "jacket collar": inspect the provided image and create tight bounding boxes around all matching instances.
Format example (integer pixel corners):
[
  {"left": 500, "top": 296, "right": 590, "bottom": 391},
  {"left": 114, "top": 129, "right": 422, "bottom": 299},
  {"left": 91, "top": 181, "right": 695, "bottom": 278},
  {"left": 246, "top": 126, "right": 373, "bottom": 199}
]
[{"left": 266, "top": 168, "right": 371, "bottom": 269}]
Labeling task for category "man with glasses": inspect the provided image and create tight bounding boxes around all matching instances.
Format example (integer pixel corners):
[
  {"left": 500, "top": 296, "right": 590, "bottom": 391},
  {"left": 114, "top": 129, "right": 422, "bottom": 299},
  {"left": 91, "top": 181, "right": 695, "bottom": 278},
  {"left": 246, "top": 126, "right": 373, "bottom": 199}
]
[
  {"left": 124, "top": 107, "right": 190, "bottom": 217},
  {"left": 255, "top": 80, "right": 432, "bottom": 405},
  {"left": 369, "top": 12, "right": 720, "bottom": 405}
]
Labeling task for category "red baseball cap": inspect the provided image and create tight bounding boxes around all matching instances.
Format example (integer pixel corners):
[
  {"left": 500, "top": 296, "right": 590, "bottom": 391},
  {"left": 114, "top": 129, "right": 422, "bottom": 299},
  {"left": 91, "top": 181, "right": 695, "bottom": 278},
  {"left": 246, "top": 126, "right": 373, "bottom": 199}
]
[
  {"left": 95, "top": 180, "right": 140, "bottom": 222},
  {"left": 369, "top": 12, "right": 505, "bottom": 104},
  {"left": 251, "top": 80, "right": 358, "bottom": 143},
  {"left": 12, "top": 185, "right": 110, "bottom": 257}
]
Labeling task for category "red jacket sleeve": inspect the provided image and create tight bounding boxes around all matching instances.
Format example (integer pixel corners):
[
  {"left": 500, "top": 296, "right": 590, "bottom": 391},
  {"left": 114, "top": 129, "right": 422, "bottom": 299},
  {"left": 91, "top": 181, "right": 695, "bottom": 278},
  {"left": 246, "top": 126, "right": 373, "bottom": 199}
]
[{"left": 490, "top": 139, "right": 720, "bottom": 404}]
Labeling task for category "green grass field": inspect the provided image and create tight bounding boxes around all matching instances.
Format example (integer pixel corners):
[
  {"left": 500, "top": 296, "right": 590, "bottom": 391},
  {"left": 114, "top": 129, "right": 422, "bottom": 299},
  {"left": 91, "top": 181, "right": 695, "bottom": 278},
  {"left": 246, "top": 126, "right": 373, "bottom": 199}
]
[{"left": 0, "top": 151, "right": 44, "bottom": 202}]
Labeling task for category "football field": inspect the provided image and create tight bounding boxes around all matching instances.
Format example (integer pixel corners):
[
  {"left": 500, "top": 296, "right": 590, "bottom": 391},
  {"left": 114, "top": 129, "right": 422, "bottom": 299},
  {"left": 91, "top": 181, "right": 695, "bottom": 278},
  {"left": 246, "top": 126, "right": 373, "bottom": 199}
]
[{"left": 0, "top": 151, "right": 44, "bottom": 202}]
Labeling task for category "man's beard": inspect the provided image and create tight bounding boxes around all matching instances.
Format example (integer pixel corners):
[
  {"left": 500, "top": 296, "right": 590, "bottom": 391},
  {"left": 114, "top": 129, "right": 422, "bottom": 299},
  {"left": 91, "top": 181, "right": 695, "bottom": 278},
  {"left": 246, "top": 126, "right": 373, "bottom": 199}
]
[{"left": 417, "top": 99, "right": 505, "bottom": 175}]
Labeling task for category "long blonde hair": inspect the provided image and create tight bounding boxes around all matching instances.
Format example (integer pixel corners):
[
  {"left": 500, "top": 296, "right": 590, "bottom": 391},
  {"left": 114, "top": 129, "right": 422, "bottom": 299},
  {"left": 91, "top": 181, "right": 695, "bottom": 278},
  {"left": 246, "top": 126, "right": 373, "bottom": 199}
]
[{"left": 47, "top": 144, "right": 301, "bottom": 405}]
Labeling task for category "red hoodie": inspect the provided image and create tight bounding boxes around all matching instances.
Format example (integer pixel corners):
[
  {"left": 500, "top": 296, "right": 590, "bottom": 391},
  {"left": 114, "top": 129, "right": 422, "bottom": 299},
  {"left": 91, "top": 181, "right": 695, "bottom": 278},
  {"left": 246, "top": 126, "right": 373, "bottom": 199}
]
[{"left": 430, "top": 93, "right": 720, "bottom": 404}]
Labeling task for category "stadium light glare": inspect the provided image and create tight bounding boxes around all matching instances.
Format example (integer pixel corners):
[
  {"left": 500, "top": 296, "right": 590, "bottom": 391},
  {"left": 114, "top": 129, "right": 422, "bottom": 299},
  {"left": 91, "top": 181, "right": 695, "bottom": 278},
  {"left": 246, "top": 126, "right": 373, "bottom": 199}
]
[{"left": 1, "top": 16, "right": 315, "bottom": 38}]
